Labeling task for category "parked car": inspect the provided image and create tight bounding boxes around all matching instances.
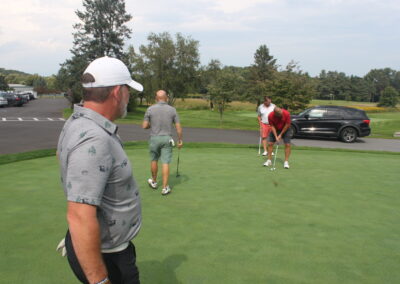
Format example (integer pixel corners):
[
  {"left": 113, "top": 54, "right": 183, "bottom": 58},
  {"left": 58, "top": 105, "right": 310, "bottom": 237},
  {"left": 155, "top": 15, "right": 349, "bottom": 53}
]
[
  {"left": 3, "top": 93, "right": 24, "bottom": 107},
  {"left": 19, "top": 93, "right": 31, "bottom": 102},
  {"left": 290, "top": 106, "right": 371, "bottom": 143},
  {"left": 16, "top": 94, "right": 29, "bottom": 104},
  {"left": 0, "top": 93, "right": 8, "bottom": 107}
]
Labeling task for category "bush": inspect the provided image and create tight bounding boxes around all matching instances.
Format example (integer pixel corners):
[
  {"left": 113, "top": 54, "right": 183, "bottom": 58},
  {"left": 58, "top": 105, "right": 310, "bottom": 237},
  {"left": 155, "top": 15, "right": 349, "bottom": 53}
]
[{"left": 378, "top": 86, "right": 399, "bottom": 107}]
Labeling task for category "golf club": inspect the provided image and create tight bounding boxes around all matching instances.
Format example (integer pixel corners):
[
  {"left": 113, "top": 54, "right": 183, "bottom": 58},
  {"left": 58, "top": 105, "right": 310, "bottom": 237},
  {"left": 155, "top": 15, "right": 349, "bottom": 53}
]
[
  {"left": 270, "top": 143, "right": 279, "bottom": 171},
  {"left": 176, "top": 148, "right": 181, "bottom": 177},
  {"left": 258, "top": 136, "right": 261, "bottom": 156}
]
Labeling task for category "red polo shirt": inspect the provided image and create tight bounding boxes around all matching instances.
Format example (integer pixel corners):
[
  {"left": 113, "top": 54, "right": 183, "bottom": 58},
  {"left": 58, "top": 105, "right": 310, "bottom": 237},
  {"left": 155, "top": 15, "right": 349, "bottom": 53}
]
[{"left": 268, "top": 109, "right": 291, "bottom": 131}]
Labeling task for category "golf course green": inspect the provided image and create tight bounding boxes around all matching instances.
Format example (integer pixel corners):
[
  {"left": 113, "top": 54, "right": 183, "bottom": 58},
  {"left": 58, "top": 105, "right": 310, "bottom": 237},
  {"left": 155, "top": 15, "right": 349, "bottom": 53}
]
[{"left": 1, "top": 143, "right": 399, "bottom": 283}]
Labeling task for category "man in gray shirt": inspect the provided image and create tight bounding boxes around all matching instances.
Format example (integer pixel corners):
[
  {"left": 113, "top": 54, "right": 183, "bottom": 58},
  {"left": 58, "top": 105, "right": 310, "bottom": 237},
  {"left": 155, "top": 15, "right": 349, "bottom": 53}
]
[
  {"left": 57, "top": 56, "right": 143, "bottom": 284},
  {"left": 142, "top": 90, "right": 183, "bottom": 195}
]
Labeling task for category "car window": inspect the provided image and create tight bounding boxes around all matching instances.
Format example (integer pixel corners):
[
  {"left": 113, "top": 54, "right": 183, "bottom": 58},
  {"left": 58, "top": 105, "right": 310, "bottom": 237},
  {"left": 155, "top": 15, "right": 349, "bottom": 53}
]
[
  {"left": 299, "top": 108, "right": 312, "bottom": 116},
  {"left": 308, "top": 108, "right": 326, "bottom": 118},
  {"left": 325, "top": 109, "right": 342, "bottom": 119}
]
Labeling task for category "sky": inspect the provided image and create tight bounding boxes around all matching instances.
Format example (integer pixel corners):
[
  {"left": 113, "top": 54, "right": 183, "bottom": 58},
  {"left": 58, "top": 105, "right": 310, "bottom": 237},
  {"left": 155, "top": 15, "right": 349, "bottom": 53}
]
[{"left": 0, "top": 0, "right": 399, "bottom": 77}]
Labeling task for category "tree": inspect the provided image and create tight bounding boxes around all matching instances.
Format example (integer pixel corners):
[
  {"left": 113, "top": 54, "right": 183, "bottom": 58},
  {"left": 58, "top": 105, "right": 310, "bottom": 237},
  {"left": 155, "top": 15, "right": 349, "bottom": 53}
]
[
  {"left": 56, "top": 0, "right": 132, "bottom": 104},
  {"left": 0, "top": 75, "right": 9, "bottom": 91},
  {"left": 129, "top": 32, "right": 200, "bottom": 105},
  {"left": 378, "top": 86, "right": 398, "bottom": 107},
  {"left": 267, "top": 61, "right": 315, "bottom": 112},
  {"left": 316, "top": 71, "right": 350, "bottom": 101},
  {"left": 208, "top": 68, "right": 245, "bottom": 121},
  {"left": 246, "top": 45, "right": 277, "bottom": 106},
  {"left": 253, "top": 45, "right": 277, "bottom": 81},
  {"left": 72, "top": 0, "right": 132, "bottom": 60},
  {"left": 364, "top": 68, "right": 395, "bottom": 102},
  {"left": 198, "top": 59, "right": 222, "bottom": 109},
  {"left": 348, "top": 76, "right": 371, "bottom": 102}
]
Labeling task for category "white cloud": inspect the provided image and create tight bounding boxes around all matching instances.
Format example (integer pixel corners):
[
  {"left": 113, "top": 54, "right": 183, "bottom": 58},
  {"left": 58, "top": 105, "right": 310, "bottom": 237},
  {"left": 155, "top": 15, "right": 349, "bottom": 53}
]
[
  {"left": 204, "top": 0, "right": 278, "bottom": 13},
  {"left": 0, "top": 0, "right": 399, "bottom": 76}
]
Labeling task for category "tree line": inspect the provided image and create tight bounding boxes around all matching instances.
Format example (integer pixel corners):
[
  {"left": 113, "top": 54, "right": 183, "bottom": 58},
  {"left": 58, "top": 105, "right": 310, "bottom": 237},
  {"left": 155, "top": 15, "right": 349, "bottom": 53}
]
[{"left": 1, "top": 0, "right": 399, "bottom": 111}]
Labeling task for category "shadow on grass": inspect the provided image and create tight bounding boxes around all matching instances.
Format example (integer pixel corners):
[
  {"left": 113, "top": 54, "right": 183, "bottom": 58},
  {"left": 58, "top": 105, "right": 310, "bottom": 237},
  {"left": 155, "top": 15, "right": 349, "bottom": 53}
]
[
  {"left": 139, "top": 254, "right": 188, "bottom": 284},
  {"left": 169, "top": 174, "right": 190, "bottom": 188}
]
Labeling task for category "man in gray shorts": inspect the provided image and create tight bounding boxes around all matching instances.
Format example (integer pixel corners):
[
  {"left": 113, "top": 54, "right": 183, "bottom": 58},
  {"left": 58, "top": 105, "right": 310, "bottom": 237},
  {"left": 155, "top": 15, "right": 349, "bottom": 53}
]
[
  {"left": 56, "top": 56, "right": 143, "bottom": 284},
  {"left": 142, "top": 90, "right": 183, "bottom": 195}
]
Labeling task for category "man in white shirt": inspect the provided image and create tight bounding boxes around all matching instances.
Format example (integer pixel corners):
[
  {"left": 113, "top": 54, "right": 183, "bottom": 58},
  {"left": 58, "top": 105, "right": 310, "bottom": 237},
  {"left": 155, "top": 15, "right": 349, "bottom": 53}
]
[{"left": 257, "top": 96, "right": 275, "bottom": 156}]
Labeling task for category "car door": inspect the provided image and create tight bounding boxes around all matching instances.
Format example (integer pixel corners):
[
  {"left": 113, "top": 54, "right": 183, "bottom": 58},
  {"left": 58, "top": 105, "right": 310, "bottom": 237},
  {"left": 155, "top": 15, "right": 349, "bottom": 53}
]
[
  {"left": 323, "top": 108, "right": 345, "bottom": 135},
  {"left": 297, "top": 108, "right": 327, "bottom": 136}
]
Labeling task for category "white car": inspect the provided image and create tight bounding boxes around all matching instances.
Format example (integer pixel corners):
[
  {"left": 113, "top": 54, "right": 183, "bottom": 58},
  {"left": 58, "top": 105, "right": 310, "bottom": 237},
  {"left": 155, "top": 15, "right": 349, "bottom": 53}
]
[{"left": 0, "top": 94, "right": 8, "bottom": 107}]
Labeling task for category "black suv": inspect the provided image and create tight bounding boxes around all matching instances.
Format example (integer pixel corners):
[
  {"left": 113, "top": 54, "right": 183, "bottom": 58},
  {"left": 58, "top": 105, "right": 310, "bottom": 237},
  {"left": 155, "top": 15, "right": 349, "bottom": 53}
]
[{"left": 290, "top": 106, "right": 371, "bottom": 143}]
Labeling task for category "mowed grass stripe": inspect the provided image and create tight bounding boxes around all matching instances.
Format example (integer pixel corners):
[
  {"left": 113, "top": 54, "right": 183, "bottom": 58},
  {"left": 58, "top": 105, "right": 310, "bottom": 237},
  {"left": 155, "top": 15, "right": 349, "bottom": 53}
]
[{"left": 0, "top": 147, "right": 399, "bottom": 283}]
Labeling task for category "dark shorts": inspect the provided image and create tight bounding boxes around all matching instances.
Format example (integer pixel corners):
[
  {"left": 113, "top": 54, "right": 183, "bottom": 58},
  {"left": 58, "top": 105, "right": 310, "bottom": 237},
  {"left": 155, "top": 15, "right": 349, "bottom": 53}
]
[
  {"left": 267, "top": 129, "right": 292, "bottom": 144},
  {"left": 65, "top": 231, "right": 140, "bottom": 284}
]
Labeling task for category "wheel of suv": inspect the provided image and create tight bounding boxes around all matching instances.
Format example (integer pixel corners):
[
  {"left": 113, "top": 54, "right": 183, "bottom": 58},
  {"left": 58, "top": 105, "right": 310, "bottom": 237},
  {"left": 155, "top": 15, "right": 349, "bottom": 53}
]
[
  {"left": 289, "top": 125, "right": 296, "bottom": 138},
  {"left": 340, "top": 127, "right": 358, "bottom": 143}
]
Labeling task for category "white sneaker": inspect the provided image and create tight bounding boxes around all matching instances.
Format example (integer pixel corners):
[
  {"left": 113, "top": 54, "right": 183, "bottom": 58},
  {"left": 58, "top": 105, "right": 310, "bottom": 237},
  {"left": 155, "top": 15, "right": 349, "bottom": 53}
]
[
  {"left": 262, "top": 151, "right": 268, "bottom": 156},
  {"left": 284, "top": 161, "right": 290, "bottom": 169},
  {"left": 161, "top": 186, "right": 171, "bottom": 195},
  {"left": 263, "top": 160, "right": 272, "bottom": 167},
  {"left": 147, "top": 178, "right": 158, "bottom": 189}
]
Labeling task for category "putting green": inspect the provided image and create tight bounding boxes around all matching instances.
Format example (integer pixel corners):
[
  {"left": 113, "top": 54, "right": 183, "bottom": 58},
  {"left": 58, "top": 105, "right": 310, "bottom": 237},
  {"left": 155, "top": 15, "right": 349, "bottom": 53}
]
[{"left": 1, "top": 145, "right": 399, "bottom": 283}]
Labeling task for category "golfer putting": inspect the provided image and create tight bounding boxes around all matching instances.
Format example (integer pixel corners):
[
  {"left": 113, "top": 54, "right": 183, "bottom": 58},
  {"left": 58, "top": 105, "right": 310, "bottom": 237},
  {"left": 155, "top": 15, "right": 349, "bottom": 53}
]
[
  {"left": 142, "top": 90, "right": 183, "bottom": 195},
  {"left": 263, "top": 107, "right": 292, "bottom": 169}
]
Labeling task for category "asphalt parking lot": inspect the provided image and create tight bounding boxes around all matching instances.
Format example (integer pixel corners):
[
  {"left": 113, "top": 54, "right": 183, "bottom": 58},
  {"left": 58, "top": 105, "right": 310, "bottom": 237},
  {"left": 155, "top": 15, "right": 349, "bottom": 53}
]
[{"left": 0, "top": 98, "right": 399, "bottom": 154}]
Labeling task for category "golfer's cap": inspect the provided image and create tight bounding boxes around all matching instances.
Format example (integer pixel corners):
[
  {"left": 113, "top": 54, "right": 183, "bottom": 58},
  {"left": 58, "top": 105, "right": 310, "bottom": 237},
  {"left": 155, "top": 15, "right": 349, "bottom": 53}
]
[{"left": 82, "top": 56, "right": 143, "bottom": 92}]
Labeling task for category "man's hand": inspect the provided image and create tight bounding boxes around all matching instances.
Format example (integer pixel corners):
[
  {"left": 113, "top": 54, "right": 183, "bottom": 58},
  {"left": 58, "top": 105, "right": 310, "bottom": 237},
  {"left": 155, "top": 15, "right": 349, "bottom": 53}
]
[
  {"left": 177, "top": 140, "right": 183, "bottom": 149},
  {"left": 56, "top": 238, "right": 67, "bottom": 257},
  {"left": 276, "top": 135, "right": 282, "bottom": 143}
]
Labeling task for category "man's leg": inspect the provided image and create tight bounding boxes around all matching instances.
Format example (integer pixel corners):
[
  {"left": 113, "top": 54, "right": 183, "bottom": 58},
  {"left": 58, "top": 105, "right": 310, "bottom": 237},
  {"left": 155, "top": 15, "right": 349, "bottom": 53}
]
[
  {"left": 162, "top": 164, "right": 169, "bottom": 189},
  {"left": 267, "top": 143, "right": 274, "bottom": 160},
  {"left": 262, "top": 138, "right": 268, "bottom": 153},
  {"left": 267, "top": 131, "right": 275, "bottom": 161},
  {"left": 151, "top": 161, "right": 158, "bottom": 182},
  {"left": 283, "top": 130, "right": 292, "bottom": 168},
  {"left": 284, "top": 144, "right": 291, "bottom": 162},
  {"left": 261, "top": 124, "right": 268, "bottom": 154},
  {"left": 160, "top": 137, "right": 173, "bottom": 194},
  {"left": 103, "top": 242, "right": 140, "bottom": 284},
  {"left": 149, "top": 136, "right": 161, "bottom": 187}
]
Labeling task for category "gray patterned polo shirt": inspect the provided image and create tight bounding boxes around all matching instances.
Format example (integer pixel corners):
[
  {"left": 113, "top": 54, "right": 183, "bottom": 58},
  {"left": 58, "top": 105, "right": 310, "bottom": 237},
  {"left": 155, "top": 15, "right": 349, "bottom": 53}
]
[{"left": 57, "top": 105, "right": 141, "bottom": 250}]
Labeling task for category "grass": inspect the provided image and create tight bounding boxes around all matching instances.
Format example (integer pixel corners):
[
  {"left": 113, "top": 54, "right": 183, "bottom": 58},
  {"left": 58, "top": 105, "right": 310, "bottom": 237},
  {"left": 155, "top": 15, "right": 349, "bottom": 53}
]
[
  {"left": 1, "top": 144, "right": 400, "bottom": 283},
  {"left": 369, "top": 112, "right": 400, "bottom": 138},
  {"left": 63, "top": 99, "right": 400, "bottom": 138}
]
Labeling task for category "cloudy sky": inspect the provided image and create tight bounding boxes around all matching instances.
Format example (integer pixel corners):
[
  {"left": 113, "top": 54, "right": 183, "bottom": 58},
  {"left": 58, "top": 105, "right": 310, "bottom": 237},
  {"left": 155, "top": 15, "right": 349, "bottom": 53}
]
[{"left": 0, "top": 0, "right": 399, "bottom": 77}]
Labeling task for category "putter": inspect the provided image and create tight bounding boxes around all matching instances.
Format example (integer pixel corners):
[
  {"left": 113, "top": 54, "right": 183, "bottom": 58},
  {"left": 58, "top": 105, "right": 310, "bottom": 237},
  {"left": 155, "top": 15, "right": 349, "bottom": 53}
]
[
  {"left": 258, "top": 136, "right": 261, "bottom": 156},
  {"left": 270, "top": 143, "right": 279, "bottom": 171},
  {"left": 176, "top": 148, "right": 181, "bottom": 177}
]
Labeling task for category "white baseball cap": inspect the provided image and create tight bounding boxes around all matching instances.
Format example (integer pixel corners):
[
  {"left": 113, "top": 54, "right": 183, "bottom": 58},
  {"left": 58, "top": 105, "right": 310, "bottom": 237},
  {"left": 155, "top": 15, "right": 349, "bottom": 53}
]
[{"left": 82, "top": 56, "right": 143, "bottom": 92}]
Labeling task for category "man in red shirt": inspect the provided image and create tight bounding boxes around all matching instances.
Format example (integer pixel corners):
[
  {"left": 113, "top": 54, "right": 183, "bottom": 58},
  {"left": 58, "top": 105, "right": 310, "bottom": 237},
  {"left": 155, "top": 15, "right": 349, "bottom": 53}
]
[{"left": 264, "top": 107, "right": 292, "bottom": 169}]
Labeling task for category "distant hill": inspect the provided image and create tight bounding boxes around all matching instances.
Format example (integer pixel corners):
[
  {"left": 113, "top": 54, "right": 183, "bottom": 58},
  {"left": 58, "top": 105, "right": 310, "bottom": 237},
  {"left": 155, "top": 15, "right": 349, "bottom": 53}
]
[{"left": 0, "top": 68, "right": 31, "bottom": 76}]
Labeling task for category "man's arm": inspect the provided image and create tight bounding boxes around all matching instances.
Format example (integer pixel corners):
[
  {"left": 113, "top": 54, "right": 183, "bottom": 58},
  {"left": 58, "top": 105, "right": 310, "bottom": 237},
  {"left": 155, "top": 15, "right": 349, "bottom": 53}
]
[
  {"left": 271, "top": 125, "right": 278, "bottom": 141},
  {"left": 175, "top": 122, "right": 183, "bottom": 148},
  {"left": 67, "top": 202, "right": 108, "bottom": 284},
  {"left": 142, "top": 120, "right": 150, "bottom": 129},
  {"left": 279, "top": 123, "right": 291, "bottom": 136}
]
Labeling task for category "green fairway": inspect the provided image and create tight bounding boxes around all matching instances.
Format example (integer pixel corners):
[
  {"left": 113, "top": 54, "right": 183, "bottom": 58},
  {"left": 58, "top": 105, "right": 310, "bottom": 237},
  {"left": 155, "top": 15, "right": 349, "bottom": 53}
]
[{"left": 1, "top": 144, "right": 399, "bottom": 283}]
